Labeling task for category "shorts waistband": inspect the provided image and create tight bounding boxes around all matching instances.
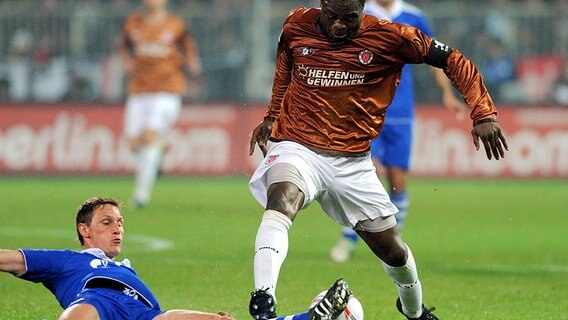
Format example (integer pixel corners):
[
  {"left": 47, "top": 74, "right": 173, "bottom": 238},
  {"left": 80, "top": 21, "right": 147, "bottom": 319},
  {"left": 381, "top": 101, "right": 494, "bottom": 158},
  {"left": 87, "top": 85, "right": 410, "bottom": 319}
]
[
  {"left": 84, "top": 277, "right": 152, "bottom": 308},
  {"left": 270, "top": 139, "right": 370, "bottom": 157}
]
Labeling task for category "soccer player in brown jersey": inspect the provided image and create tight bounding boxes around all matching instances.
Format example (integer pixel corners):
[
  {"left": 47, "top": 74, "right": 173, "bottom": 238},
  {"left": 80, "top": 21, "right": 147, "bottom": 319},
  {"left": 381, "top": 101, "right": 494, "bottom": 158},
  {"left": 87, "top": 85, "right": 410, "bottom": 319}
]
[
  {"left": 119, "top": 0, "right": 202, "bottom": 208},
  {"left": 247, "top": 1, "right": 508, "bottom": 320},
  {"left": 330, "top": 0, "right": 468, "bottom": 263}
]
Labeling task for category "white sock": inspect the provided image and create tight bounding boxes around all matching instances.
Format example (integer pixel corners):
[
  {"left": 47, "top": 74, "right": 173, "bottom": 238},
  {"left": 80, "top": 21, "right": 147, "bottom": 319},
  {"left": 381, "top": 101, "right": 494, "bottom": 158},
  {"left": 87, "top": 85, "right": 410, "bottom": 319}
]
[
  {"left": 254, "top": 210, "right": 292, "bottom": 298},
  {"left": 134, "top": 144, "right": 161, "bottom": 204},
  {"left": 382, "top": 244, "right": 423, "bottom": 318}
]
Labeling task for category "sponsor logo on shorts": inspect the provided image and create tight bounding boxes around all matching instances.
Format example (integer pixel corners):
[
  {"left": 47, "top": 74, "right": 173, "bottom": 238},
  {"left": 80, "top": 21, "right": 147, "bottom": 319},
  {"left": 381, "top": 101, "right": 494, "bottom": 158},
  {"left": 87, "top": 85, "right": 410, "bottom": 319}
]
[{"left": 265, "top": 154, "right": 279, "bottom": 164}]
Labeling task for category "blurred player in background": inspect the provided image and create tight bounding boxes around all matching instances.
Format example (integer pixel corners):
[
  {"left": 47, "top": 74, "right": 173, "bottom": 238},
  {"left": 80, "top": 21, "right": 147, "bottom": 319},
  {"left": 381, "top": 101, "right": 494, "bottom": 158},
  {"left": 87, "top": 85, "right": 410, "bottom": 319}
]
[
  {"left": 330, "top": 0, "right": 468, "bottom": 263},
  {"left": 248, "top": 0, "right": 507, "bottom": 319},
  {"left": 0, "top": 197, "right": 350, "bottom": 320},
  {"left": 119, "top": 0, "right": 203, "bottom": 208}
]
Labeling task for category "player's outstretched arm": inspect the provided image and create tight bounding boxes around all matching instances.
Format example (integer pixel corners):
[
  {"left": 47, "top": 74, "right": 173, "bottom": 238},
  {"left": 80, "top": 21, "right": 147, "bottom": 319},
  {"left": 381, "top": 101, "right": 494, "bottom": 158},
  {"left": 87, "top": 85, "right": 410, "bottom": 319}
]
[
  {"left": 423, "top": 38, "right": 509, "bottom": 161},
  {"left": 0, "top": 249, "right": 26, "bottom": 277},
  {"left": 155, "top": 309, "right": 234, "bottom": 319},
  {"left": 471, "top": 120, "right": 509, "bottom": 160}
]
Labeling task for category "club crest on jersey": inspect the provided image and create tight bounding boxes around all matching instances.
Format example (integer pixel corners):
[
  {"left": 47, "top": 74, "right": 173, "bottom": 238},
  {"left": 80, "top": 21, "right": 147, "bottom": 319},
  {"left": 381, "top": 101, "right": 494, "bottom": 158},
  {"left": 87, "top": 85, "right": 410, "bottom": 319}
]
[
  {"left": 358, "top": 50, "right": 373, "bottom": 65},
  {"left": 297, "top": 47, "right": 314, "bottom": 56},
  {"left": 265, "top": 154, "right": 279, "bottom": 165},
  {"left": 90, "top": 259, "right": 110, "bottom": 269}
]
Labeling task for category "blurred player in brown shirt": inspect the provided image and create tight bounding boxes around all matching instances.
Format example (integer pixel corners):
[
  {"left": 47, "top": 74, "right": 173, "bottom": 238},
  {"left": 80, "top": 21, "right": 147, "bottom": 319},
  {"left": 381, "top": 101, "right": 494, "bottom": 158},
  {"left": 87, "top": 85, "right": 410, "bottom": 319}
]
[
  {"left": 247, "top": 1, "right": 508, "bottom": 320},
  {"left": 119, "top": 0, "right": 202, "bottom": 208}
]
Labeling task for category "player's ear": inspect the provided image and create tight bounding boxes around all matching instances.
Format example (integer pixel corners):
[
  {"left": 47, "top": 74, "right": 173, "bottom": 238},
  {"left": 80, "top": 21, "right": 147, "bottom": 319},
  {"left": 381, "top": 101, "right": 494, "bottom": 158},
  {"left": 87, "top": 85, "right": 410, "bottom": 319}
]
[{"left": 78, "top": 223, "right": 91, "bottom": 240}]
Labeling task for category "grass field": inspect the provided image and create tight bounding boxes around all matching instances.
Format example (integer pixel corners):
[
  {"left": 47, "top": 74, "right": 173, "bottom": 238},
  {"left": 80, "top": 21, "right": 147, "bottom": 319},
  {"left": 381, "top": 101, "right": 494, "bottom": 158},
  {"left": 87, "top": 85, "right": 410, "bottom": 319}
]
[{"left": 0, "top": 176, "right": 566, "bottom": 319}]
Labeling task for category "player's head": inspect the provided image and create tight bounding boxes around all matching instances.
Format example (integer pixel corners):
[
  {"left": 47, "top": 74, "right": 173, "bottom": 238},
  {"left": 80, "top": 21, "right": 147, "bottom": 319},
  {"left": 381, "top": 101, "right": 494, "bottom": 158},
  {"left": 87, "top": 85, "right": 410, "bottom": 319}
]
[
  {"left": 376, "top": 0, "right": 394, "bottom": 8},
  {"left": 76, "top": 197, "right": 124, "bottom": 259},
  {"left": 319, "top": 0, "right": 364, "bottom": 41},
  {"left": 143, "top": 0, "right": 168, "bottom": 11}
]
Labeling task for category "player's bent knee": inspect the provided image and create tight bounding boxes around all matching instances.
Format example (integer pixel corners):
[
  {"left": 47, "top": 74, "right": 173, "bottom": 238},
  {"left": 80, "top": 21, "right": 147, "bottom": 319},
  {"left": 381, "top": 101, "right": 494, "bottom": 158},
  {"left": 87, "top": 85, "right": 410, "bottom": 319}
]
[
  {"left": 266, "top": 183, "right": 303, "bottom": 218},
  {"left": 59, "top": 303, "right": 100, "bottom": 320}
]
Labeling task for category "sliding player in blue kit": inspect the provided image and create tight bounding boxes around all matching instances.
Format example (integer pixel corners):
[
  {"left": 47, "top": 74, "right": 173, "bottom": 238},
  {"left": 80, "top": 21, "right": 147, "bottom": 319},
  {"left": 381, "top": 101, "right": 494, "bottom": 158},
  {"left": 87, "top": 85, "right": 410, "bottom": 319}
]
[
  {"left": 330, "top": 0, "right": 468, "bottom": 263},
  {"left": 0, "top": 197, "right": 350, "bottom": 320}
]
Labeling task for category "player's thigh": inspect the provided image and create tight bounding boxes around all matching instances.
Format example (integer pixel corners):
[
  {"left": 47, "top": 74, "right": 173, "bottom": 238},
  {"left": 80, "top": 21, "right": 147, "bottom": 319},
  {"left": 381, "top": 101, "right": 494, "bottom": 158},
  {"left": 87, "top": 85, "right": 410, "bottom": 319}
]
[
  {"left": 124, "top": 94, "right": 149, "bottom": 139},
  {"left": 146, "top": 93, "right": 182, "bottom": 133},
  {"left": 249, "top": 141, "right": 333, "bottom": 209},
  {"left": 59, "top": 303, "right": 100, "bottom": 320},
  {"left": 319, "top": 156, "right": 398, "bottom": 227}
]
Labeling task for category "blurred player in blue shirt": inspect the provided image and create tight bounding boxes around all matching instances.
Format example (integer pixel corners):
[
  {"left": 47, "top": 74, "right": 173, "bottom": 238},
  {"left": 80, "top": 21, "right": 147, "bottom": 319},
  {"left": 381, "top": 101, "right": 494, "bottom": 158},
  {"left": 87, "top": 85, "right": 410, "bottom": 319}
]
[{"left": 331, "top": 0, "right": 467, "bottom": 263}]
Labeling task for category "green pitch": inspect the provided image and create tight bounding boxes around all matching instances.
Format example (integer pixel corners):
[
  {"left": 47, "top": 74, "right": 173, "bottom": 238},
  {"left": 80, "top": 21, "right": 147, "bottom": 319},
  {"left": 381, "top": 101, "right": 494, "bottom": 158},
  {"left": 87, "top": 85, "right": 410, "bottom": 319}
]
[{"left": 0, "top": 176, "right": 566, "bottom": 319}]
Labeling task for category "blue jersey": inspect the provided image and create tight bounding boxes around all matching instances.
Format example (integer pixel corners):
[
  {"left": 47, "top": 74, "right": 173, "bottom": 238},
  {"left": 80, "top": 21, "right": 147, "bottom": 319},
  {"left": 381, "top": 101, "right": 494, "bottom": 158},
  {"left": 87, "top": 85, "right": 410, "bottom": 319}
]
[
  {"left": 19, "top": 248, "right": 160, "bottom": 311},
  {"left": 364, "top": 0, "right": 434, "bottom": 120}
]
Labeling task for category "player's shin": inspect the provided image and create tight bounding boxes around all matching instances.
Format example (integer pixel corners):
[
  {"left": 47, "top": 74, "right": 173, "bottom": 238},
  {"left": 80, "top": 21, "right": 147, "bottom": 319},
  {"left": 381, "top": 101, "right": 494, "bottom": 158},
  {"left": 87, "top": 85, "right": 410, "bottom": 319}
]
[
  {"left": 253, "top": 210, "right": 292, "bottom": 296},
  {"left": 382, "top": 244, "right": 423, "bottom": 318}
]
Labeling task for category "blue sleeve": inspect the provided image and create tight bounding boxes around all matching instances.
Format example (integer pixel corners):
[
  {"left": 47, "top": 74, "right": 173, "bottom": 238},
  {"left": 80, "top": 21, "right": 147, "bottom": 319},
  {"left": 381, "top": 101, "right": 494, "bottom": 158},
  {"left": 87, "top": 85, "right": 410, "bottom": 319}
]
[
  {"left": 19, "top": 249, "right": 71, "bottom": 283},
  {"left": 416, "top": 13, "right": 434, "bottom": 37}
]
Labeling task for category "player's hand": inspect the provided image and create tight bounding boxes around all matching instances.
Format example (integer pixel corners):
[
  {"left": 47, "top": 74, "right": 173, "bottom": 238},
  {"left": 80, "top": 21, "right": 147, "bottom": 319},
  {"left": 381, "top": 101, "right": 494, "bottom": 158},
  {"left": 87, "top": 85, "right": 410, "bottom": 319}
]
[
  {"left": 249, "top": 118, "right": 274, "bottom": 157},
  {"left": 216, "top": 311, "right": 235, "bottom": 319},
  {"left": 121, "top": 57, "right": 134, "bottom": 73},
  {"left": 471, "top": 121, "right": 509, "bottom": 160},
  {"left": 443, "top": 92, "right": 467, "bottom": 120}
]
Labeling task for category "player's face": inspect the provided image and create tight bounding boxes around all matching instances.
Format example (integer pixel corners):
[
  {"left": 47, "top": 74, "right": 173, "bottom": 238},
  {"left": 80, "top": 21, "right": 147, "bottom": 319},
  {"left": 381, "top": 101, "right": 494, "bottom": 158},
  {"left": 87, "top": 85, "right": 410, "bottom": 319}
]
[
  {"left": 144, "top": 0, "right": 167, "bottom": 11},
  {"left": 319, "top": 0, "right": 363, "bottom": 41},
  {"left": 79, "top": 204, "right": 124, "bottom": 259},
  {"left": 377, "top": 0, "right": 394, "bottom": 8}
]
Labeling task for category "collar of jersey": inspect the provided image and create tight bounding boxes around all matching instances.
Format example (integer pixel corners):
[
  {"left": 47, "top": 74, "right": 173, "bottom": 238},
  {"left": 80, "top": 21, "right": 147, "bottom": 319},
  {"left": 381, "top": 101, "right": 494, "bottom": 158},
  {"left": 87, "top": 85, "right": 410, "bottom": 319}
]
[{"left": 81, "top": 248, "right": 131, "bottom": 267}]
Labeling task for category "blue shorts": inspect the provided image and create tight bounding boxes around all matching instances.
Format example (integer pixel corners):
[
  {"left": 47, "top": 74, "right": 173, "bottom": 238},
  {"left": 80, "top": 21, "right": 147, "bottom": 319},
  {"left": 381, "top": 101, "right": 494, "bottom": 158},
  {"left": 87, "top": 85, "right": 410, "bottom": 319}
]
[
  {"left": 370, "top": 122, "right": 413, "bottom": 170},
  {"left": 69, "top": 289, "right": 163, "bottom": 320}
]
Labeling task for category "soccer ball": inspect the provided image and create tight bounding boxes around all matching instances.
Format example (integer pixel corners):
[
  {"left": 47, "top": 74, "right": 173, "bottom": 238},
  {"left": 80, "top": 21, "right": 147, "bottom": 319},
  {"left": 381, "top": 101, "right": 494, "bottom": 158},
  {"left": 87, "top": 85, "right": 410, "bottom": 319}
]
[{"left": 310, "top": 290, "right": 364, "bottom": 320}]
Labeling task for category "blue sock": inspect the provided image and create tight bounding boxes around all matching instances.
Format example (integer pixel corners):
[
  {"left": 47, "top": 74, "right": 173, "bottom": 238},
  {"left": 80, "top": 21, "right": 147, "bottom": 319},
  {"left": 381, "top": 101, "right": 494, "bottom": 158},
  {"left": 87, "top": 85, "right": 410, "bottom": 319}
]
[
  {"left": 274, "top": 312, "right": 309, "bottom": 320},
  {"left": 342, "top": 227, "right": 359, "bottom": 243},
  {"left": 391, "top": 191, "right": 409, "bottom": 229}
]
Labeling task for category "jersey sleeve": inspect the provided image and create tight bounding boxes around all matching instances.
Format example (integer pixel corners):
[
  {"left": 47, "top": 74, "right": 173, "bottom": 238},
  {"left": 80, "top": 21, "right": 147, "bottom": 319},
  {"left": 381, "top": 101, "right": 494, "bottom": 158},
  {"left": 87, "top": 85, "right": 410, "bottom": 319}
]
[
  {"left": 444, "top": 49, "right": 497, "bottom": 122},
  {"left": 19, "top": 249, "right": 71, "bottom": 283},
  {"left": 382, "top": 23, "right": 497, "bottom": 123},
  {"left": 266, "top": 24, "right": 294, "bottom": 119}
]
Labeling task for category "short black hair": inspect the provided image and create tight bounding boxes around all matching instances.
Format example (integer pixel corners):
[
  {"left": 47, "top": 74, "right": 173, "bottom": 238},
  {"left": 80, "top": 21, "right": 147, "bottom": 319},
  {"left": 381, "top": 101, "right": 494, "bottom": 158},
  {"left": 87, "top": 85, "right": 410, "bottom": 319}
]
[
  {"left": 322, "top": 0, "right": 366, "bottom": 7},
  {"left": 76, "top": 197, "right": 120, "bottom": 245}
]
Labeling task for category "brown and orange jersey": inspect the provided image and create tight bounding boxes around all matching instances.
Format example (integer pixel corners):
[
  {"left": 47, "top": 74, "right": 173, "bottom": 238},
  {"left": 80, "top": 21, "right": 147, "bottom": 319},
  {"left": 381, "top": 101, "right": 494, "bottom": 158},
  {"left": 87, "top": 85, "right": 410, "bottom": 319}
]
[
  {"left": 121, "top": 12, "right": 198, "bottom": 94},
  {"left": 267, "top": 7, "right": 497, "bottom": 154}
]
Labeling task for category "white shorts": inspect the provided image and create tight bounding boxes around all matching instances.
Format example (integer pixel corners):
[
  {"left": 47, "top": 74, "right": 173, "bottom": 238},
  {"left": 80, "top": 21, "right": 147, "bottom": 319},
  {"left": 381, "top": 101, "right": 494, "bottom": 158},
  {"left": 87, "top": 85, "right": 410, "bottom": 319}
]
[
  {"left": 249, "top": 141, "right": 398, "bottom": 228},
  {"left": 123, "top": 92, "right": 182, "bottom": 138}
]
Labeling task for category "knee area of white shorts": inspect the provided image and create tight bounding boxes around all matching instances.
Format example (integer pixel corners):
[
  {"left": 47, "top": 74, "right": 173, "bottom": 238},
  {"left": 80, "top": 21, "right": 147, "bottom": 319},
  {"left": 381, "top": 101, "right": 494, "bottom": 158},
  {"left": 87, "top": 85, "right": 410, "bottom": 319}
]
[{"left": 262, "top": 210, "right": 293, "bottom": 229}]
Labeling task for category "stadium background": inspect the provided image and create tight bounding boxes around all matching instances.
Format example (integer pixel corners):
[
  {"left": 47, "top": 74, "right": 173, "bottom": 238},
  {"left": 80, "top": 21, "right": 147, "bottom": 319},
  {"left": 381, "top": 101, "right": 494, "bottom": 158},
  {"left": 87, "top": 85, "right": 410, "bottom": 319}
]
[
  {"left": 0, "top": 0, "right": 567, "bottom": 177},
  {"left": 0, "top": 1, "right": 567, "bottom": 319}
]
